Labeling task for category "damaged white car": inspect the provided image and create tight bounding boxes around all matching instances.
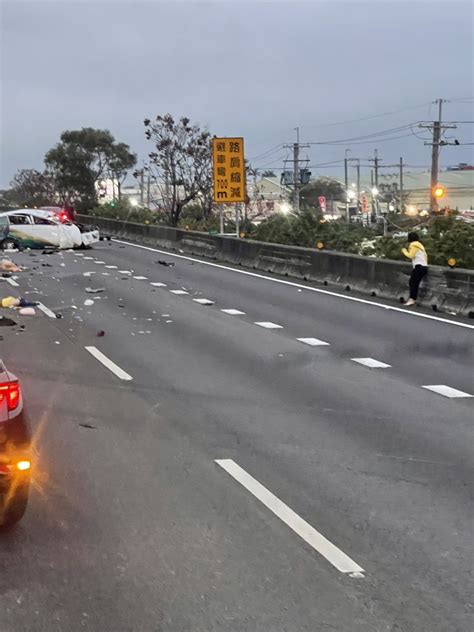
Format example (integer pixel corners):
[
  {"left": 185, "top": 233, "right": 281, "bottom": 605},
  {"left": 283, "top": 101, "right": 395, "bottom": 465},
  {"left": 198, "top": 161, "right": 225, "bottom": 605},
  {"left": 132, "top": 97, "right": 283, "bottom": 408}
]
[{"left": 0, "top": 209, "right": 100, "bottom": 250}]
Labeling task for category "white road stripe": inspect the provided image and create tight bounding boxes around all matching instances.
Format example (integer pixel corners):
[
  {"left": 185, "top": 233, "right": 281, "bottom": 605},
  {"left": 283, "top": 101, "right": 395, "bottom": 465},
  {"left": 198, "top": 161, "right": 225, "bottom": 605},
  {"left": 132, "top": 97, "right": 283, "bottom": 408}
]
[
  {"left": 170, "top": 289, "right": 189, "bottom": 295},
  {"left": 255, "top": 321, "right": 283, "bottom": 329},
  {"left": 119, "top": 270, "right": 132, "bottom": 274},
  {"left": 297, "top": 337, "right": 330, "bottom": 346},
  {"left": 193, "top": 298, "right": 214, "bottom": 305},
  {"left": 83, "top": 256, "right": 94, "bottom": 260},
  {"left": 351, "top": 357, "right": 391, "bottom": 369},
  {"left": 221, "top": 309, "right": 246, "bottom": 315},
  {"left": 215, "top": 459, "right": 365, "bottom": 576},
  {"left": 94, "top": 260, "right": 106, "bottom": 264},
  {"left": 75, "top": 253, "right": 84, "bottom": 256},
  {"left": 85, "top": 346, "right": 133, "bottom": 381},
  {"left": 150, "top": 282, "right": 167, "bottom": 287},
  {"left": 422, "top": 385, "right": 473, "bottom": 398},
  {"left": 133, "top": 275, "right": 148, "bottom": 280},
  {"left": 37, "top": 302, "right": 56, "bottom": 318},
  {"left": 114, "top": 240, "right": 474, "bottom": 330},
  {"left": 6, "top": 278, "right": 19, "bottom": 287},
  {"left": 105, "top": 265, "right": 118, "bottom": 269}
]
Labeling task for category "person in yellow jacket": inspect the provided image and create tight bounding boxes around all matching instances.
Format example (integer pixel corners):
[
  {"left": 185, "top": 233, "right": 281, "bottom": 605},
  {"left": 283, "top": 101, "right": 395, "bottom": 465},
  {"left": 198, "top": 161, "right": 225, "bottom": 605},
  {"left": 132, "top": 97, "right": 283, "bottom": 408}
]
[{"left": 402, "top": 232, "right": 428, "bottom": 306}]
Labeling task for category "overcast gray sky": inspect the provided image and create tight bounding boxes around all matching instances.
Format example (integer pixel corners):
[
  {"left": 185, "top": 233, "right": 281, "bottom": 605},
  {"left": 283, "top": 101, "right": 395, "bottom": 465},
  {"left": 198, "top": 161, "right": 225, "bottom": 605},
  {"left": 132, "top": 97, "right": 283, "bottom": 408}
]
[{"left": 1, "top": 0, "right": 473, "bottom": 187}]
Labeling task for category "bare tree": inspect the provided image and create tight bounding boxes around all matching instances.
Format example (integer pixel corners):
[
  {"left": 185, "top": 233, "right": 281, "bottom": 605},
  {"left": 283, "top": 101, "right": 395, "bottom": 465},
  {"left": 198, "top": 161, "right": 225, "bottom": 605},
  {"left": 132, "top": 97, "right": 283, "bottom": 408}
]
[{"left": 140, "top": 114, "right": 212, "bottom": 226}]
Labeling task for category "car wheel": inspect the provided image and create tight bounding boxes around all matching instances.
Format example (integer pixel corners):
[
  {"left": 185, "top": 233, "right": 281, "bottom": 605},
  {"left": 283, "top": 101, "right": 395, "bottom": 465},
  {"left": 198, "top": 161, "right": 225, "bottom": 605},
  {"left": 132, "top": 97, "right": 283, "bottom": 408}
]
[
  {"left": 1, "top": 238, "right": 18, "bottom": 251},
  {"left": 0, "top": 482, "right": 29, "bottom": 529}
]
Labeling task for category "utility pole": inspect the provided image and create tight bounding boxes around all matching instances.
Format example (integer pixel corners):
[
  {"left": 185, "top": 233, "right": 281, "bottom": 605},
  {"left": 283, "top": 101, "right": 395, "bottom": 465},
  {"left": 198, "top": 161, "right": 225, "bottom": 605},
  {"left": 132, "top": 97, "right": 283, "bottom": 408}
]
[
  {"left": 399, "top": 157, "right": 404, "bottom": 212},
  {"left": 430, "top": 99, "right": 443, "bottom": 214},
  {"left": 140, "top": 169, "right": 144, "bottom": 206},
  {"left": 293, "top": 127, "right": 300, "bottom": 213},
  {"left": 355, "top": 159, "right": 360, "bottom": 214},
  {"left": 419, "top": 99, "right": 456, "bottom": 214},
  {"left": 146, "top": 173, "right": 151, "bottom": 208},
  {"left": 344, "top": 149, "right": 350, "bottom": 221},
  {"left": 284, "top": 127, "right": 309, "bottom": 213}
]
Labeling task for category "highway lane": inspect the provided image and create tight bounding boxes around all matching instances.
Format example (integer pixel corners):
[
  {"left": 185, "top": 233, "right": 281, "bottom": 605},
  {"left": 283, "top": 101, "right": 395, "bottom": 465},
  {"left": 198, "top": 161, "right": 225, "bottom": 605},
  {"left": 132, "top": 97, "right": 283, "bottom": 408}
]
[
  {"left": 0, "top": 243, "right": 472, "bottom": 631},
  {"left": 95, "top": 239, "right": 474, "bottom": 393}
]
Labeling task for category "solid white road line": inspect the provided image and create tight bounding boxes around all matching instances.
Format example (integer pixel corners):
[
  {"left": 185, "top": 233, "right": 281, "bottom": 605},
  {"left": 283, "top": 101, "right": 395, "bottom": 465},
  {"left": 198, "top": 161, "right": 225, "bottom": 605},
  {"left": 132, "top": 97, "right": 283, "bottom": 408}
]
[
  {"left": 215, "top": 459, "right": 365, "bottom": 576},
  {"left": 150, "top": 282, "right": 167, "bottom": 287},
  {"left": 193, "top": 298, "right": 215, "bottom": 305},
  {"left": 37, "top": 302, "right": 56, "bottom": 318},
  {"left": 133, "top": 275, "right": 148, "bottom": 280},
  {"left": 255, "top": 321, "right": 283, "bottom": 329},
  {"left": 297, "top": 337, "right": 330, "bottom": 346},
  {"left": 6, "top": 278, "right": 19, "bottom": 287},
  {"left": 113, "top": 239, "right": 474, "bottom": 330},
  {"left": 221, "top": 309, "right": 246, "bottom": 315},
  {"left": 422, "top": 385, "right": 473, "bottom": 398},
  {"left": 170, "top": 289, "right": 189, "bottom": 295},
  {"left": 85, "top": 346, "right": 133, "bottom": 381},
  {"left": 351, "top": 357, "right": 391, "bottom": 369}
]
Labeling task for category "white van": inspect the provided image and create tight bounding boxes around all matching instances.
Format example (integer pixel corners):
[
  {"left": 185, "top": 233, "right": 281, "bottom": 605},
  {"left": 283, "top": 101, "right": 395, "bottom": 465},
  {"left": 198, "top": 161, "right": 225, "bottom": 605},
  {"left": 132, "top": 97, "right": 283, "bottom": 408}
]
[{"left": 0, "top": 209, "right": 99, "bottom": 250}]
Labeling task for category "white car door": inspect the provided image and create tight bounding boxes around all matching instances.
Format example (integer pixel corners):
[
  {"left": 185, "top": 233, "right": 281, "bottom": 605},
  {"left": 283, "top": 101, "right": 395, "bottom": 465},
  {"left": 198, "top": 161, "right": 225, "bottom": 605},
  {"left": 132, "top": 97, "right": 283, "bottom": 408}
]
[
  {"left": 7, "top": 213, "right": 44, "bottom": 248},
  {"left": 30, "top": 214, "right": 62, "bottom": 247}
]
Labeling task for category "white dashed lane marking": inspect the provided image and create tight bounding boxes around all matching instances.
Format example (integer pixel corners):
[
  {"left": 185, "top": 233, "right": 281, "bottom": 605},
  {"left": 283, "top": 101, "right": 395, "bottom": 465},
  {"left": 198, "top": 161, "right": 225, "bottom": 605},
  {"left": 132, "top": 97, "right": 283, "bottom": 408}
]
[
  {"left": 133, "top": 275, "right": 148, "bottom": 280},
  {"left": 94, "top": 260, "right": 106, "bottom": 264},
  {"left": 170, "top": 290, "right": 189, "bottom": 295},
  {"left": 37, "top": 302, "right": 56, "bottom": 318},
  {"left": 221, "top": 309, "right": 246, "bottom": 315},
  {"left": 215, "top": 459, "right": 365, "bottom": 576},
  {"left": 83, "top": 256, "right": 94, "bottom": 260},
  {"left": 422, "top": 385, "right": 473, "bottom": 398},
  {"left": 114, "top": 239, "right": 474, "bottom": 330},
  {"left": 85, "top": 346, "right": 133, "bottom": 381},
  {"left": 119, "top": 270, "right": 132, "bottom": 274},
  {"left": 351, "top": 357, "right": 391, "bottom": 369},
  {"left": 105, "top": 265, "right": 118, "bottom": 269},
  {"left": 255, "top": 321, "right": 283, "bottom": 329},
  {"left": 193, "top": 298, "right": 214, "bottom": 305},
  {"left": 297, "top": 337, "right": 330, "bottom": 347},
  {"left": 150, "top": 282, "right": 167, "bottom": 287},
  {"left": 6, "top": 278, "right": 19, "bottom": 287}
]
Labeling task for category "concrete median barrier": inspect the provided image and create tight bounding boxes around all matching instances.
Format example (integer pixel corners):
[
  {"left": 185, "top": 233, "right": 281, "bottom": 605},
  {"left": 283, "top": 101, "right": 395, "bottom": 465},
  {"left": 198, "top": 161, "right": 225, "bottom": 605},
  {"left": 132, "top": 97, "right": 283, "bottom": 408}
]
[{"left": 79, "top": 215, "right": 474, "bottom": 317}]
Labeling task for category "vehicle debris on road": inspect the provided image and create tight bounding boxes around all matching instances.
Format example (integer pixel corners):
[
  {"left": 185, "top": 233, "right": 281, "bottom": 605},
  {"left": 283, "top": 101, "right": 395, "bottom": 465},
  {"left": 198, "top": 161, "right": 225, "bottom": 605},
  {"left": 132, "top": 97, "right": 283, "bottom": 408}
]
[{"left": 85, "top": 287, "right": 105, "bottom": 293}]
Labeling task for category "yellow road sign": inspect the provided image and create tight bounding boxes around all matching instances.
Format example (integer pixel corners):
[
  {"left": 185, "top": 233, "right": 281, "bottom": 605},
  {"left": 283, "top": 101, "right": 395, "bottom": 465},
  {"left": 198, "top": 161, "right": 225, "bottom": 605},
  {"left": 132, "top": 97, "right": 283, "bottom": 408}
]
[{"left": 212, "top": 137, "right": 245, "bottom": 203}]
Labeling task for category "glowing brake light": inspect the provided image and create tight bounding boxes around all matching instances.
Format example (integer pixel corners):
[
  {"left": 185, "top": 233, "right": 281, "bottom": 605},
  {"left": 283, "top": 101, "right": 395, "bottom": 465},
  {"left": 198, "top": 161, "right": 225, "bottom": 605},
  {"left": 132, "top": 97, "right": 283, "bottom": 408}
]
[{"left": 0, "top": 381, "right": 20, "bottom": 411}]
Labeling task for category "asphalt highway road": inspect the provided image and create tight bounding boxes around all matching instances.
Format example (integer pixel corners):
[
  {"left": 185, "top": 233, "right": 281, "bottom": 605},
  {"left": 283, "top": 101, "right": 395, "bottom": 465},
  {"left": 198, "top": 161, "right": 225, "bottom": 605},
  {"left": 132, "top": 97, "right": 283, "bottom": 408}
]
[{"left": 0, "top": 240, "right": 472, "bottom": 632}]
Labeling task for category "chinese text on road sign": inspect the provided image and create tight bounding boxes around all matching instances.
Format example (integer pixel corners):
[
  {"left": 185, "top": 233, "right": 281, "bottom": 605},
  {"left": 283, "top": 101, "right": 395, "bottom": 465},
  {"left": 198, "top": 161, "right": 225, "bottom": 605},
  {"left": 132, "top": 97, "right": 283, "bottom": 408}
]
[{"left": 212, "top": 137, "right": 245, "bottom": 203}]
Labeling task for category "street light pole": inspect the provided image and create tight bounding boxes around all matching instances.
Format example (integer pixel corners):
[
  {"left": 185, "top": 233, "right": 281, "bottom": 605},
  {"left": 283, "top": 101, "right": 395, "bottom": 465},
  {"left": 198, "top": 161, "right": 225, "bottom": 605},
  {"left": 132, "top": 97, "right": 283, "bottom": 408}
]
[{"left": 344, "top": 149, "right": 350, "bottom": 222}]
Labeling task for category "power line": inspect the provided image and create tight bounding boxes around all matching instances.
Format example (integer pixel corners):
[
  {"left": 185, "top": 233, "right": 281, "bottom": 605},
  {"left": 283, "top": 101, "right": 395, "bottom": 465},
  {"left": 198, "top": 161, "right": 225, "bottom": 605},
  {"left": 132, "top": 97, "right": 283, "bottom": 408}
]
[{"left": 302, "top": 101, "right": 432, "bottom": 130}]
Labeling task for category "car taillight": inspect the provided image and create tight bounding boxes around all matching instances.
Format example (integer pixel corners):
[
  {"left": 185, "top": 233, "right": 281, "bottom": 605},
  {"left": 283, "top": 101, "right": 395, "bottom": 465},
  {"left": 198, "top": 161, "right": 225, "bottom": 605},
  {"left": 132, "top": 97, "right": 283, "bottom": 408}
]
[{"left": 0, "top": 381, "right": 20, "bottom": 411}]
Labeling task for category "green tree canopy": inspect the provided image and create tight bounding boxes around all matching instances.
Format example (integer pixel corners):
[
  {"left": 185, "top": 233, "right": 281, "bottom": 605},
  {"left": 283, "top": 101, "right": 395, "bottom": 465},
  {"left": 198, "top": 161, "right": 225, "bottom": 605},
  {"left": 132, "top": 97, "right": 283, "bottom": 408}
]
[
  {"left": 141, "top": 114, "right": 212, "bottom": 226},
  {"left": 299, "top": 177, "right": 345, "bottom": 211},
  {"left": 45, "top": 128, "right": 136, "bottom": 210},
  {"left": 6, "top": 169, "right": 57, "bottom": 207}
]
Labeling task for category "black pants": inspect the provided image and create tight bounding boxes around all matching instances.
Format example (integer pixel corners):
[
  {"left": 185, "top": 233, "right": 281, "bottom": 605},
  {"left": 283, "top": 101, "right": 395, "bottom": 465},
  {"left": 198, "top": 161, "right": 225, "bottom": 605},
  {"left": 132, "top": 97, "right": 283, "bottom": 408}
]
[{"left": 409, "top": 265, "right": 428, "bottom": 300}]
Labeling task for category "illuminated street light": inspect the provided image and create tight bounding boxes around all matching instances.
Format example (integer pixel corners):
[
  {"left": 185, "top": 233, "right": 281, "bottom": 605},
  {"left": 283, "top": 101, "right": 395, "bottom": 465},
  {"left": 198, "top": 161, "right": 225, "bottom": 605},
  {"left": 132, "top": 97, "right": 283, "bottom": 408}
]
[{"left": 433, "top": 185, "right": 446, "bottom": 199}]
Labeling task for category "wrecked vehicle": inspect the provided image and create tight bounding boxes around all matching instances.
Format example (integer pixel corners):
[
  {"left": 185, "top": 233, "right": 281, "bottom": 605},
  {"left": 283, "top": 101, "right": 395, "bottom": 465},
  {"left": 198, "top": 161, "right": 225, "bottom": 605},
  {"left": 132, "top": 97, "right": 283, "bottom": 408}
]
[
  {"left": 0, "top": 209, "right": 99, "bottom": 250},
  {"left": 0, "top": 360, "right": 31, "bottom": 528}
]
